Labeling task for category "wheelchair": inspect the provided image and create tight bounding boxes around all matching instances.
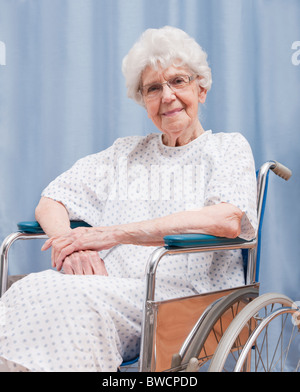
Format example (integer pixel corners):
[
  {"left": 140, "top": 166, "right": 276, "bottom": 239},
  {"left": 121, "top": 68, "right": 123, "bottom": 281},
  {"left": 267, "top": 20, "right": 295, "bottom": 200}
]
[{"left": 0, "top": 160, "right": 299, "bottom": 372}]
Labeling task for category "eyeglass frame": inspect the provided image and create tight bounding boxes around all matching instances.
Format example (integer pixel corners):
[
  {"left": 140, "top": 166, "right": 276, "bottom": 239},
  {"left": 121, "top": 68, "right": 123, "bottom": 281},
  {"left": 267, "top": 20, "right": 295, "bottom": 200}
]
[{"left": 139, "top": 74, "right": 199, "bottom": 100}]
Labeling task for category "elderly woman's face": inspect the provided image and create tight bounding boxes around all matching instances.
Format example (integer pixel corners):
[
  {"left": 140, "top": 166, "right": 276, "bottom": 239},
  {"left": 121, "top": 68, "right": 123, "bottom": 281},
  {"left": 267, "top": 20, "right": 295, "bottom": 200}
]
[{"left": 141, "top": 64, "right": 207, "bottom": 141}]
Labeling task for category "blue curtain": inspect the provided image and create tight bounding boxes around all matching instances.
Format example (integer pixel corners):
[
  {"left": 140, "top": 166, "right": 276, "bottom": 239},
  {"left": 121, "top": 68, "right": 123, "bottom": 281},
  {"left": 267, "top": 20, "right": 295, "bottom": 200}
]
[{"left": 0, "top": 0, "right": 299, "bottom": 306}]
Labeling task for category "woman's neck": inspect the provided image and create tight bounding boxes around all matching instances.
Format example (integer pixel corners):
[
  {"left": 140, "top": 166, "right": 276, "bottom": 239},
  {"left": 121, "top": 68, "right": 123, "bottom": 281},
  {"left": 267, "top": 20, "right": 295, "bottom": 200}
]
[{"left": 161, "top": 121, "right": 205, "bottom": 147}]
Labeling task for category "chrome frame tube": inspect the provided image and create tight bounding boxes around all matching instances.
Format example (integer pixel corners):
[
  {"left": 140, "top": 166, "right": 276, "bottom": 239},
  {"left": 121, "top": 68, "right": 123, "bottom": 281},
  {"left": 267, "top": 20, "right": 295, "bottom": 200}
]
[
  {"left": 139, "top": 247, "right": 169, "bottom": 372},
  {"left": 0, "top": 232, "right": 47, "bottom": 296},
  {"left": 256, "top": 160, "right": 291, "bottom": 235},
  {"left": 246, "top": 248, "right": 256, "bottom": 285},
  {"left": 256, "top": 161, "right": 275, "bottom": 233}
]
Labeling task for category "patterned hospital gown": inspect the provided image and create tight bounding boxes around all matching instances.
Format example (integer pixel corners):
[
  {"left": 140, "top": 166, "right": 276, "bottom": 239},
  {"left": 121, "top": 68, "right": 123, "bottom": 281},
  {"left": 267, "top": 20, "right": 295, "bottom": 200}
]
[{"left": 0, "top": 131, "right": 257, "bottom": 372}]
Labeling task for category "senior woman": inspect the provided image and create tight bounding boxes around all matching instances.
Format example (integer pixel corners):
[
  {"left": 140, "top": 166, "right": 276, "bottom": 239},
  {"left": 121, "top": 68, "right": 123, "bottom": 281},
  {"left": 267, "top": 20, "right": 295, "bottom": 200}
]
[{"left": 0, "top": 26, "right": 257, "bottom": 372}]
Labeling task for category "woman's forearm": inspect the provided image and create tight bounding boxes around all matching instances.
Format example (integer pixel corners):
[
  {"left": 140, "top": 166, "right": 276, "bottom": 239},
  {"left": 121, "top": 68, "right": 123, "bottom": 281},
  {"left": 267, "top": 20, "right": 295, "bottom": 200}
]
[
  {"left": 35, "top": 196, "right": 72, "bottom": 237},
  {"left": 118, "top": 203, "right": 244, "bottom": 246},
  {"left": 42, "top": 202, "right": 244, "bottom": 266},
  {"left": 79, "top": 203, "right": 244, "bottom": 249}
]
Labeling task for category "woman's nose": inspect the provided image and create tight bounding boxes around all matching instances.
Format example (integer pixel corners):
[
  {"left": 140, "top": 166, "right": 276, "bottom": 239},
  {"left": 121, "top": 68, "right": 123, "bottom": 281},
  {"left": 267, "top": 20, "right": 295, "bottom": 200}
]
[{"left": 161, "top": 84, "right": 176, "bottom": 103}]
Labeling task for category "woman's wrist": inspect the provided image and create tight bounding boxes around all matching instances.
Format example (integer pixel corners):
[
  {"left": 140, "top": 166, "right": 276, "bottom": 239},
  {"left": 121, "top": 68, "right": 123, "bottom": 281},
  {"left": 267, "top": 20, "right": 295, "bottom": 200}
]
[{"left": 112, "top": 220, "right": 165, "bottom": 247}]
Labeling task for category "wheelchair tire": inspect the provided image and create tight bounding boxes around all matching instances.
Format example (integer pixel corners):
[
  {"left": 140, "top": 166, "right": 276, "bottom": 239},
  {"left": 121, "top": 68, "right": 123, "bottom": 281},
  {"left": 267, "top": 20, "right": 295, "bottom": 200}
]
[
  {"left": 179, "top": 286, "right": 259, "bottom": 370},
  {"left": 208, "top": 292, "right": 300, "bottom": 372}
]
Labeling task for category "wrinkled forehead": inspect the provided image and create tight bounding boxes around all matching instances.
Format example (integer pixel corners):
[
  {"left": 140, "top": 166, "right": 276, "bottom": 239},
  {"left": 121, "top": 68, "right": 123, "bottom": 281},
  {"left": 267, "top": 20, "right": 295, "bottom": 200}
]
[{"left": 141, "top": 61, "right": 191, "bottom": 86}]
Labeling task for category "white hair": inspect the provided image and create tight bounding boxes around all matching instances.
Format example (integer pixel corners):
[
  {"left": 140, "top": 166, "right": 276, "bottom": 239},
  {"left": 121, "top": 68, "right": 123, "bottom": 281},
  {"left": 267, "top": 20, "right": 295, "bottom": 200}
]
[{"left": 122, "top": 26, "right": 212, "bottom": 106}]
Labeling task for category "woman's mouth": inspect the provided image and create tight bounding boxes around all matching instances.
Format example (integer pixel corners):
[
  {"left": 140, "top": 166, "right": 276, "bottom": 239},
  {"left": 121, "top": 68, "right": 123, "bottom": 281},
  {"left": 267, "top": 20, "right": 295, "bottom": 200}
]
[{"left": 162, "top": 108, "right": 183, "bottom": 117}]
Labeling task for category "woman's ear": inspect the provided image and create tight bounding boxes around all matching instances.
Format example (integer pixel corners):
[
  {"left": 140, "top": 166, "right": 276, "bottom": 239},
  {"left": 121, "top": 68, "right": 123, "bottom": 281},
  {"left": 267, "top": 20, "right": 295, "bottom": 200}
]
[{"left": 198, "top": 87, "right": 207, "bottom": 104}]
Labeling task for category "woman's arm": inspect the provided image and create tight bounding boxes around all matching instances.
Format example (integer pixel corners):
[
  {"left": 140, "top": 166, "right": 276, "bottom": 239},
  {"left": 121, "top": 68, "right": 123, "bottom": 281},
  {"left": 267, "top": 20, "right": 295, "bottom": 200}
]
[
  {"left": 121, "top": 202, "right": 243, "bottom": 244},
  {"left": 42, "top": 202, "right": 244, "bottom": 268},
  {"left": 35, "top": 196, "right": 72, "bottom": 237},
  {"left": 35, "top": 197, "right": 108, "bottom": 275}
]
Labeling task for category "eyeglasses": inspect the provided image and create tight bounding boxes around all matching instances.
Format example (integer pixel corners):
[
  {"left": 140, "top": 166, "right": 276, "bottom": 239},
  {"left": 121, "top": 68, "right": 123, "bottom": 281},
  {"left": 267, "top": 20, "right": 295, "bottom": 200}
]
[{"left": 140, "top": 74, "right": 198, "bottom": 100}]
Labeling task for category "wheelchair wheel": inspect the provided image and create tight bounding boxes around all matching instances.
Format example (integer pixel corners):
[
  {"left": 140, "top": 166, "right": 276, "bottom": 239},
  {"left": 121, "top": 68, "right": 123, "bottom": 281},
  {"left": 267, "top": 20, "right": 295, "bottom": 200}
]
[
  {"left": 175, "top": 286, "right": 259, "bottom": 371},
  {"left": 208, "top": 293, "right": 300, "bottom": 372}
]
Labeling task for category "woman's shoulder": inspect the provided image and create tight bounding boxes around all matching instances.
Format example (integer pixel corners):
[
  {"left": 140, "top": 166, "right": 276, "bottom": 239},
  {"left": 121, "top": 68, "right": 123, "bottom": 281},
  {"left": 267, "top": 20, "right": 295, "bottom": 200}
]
[
  {"left": 207, "top": 131, "right": 251, "bottom": 149},
  {"left": 113, "top": 134, "right": 150, "bottom": 148},
  {"left": 114, "top": 133, "right": 158, "bottom": 145},
  {"left": 67, "top": 134, "right": 157, "bottom": 169},
  {"left": 208, "top": 130, "right": 247, "bottom": 141},
  {"left": 112, "top": 133, "right": 159, "bottom": 153}
]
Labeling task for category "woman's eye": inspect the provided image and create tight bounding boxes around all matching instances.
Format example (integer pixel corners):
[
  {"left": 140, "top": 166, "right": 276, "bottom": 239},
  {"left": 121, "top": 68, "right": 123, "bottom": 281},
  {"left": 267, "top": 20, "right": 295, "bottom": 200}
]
[
  {"left": 147, "top": 84, "right": 161, "bottom": 93},
  {"left": 171, "top": 76, "right": 185, "bottom": 85}
]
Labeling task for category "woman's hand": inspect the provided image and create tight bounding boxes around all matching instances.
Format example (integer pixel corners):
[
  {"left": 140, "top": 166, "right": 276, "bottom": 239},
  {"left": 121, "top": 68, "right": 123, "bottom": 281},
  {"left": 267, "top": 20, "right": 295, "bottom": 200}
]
[
  {"left": 41, "top": 226, "right": 109, "bottom": 275},
  {"left": 42, "top": 226, "right": 120, "bottom": 270},
  {"left": 61, "top": 250, "right": 108, "bottom": 276}
]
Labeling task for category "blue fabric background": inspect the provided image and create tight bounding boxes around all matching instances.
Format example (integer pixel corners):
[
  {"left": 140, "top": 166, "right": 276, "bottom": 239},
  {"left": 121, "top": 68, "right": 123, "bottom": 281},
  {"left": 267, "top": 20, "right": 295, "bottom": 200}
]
[{"left": 0, "top": 0, "right": 299, "bottom": 311}]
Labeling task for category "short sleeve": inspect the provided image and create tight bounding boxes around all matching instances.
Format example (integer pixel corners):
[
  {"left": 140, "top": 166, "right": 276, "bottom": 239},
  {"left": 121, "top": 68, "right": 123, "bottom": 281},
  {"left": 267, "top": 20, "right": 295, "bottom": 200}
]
[
  {"left": 204, "top": 133, "right": 257, "bottom": 240},
  {"left": 41, "top": 145, "right": 115, "bottom": 226}
]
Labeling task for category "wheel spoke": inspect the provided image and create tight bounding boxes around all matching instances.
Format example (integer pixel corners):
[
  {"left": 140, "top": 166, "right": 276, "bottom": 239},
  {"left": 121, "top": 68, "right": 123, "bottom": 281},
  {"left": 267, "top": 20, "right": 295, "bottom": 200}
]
[
  {"left": 268, "top": 313, "right": 288, "bottom": 371},
  {"left": 253, "top": 309, "right": 299, "bottom": 371},
  {"left": 208, "top": 293, "right": 299, "bottom": 372}
]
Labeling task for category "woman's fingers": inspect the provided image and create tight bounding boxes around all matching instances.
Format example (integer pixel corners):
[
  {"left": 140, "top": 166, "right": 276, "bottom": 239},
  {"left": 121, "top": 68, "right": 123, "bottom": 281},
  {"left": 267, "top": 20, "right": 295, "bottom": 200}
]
[
  {"left": 42, "top": 231, "right": 84, "bottom": 268},
  {"left": 55, "top": 241, "right": 78, "bottom": 270},
  {"left": 61, "top": 251, "right": 108, "bottom": 276},
  {"left": 62, "top": 252, "right": 81, "bottom": 274},
  {"left": 41, "top": 226, "right": 89, "bottom": 251},
  {"left": 89, "top": 252, "right": 108, "bottom": 276},
  {"left": 41, "top": 227, "right": 118, "bottom": 268},
  {"left": 41, "top": 237, "right": 54, "bottom": 251}
]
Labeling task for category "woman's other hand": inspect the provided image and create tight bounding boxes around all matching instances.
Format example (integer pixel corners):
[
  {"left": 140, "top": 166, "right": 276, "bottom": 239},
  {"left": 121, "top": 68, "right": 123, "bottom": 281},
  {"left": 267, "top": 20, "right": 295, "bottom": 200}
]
[
  {"left": 61, "top": 250, "right": 108, "bottom": 276},
  {"left": 41, "top": 226, "right": 118, "bottom": 271}
]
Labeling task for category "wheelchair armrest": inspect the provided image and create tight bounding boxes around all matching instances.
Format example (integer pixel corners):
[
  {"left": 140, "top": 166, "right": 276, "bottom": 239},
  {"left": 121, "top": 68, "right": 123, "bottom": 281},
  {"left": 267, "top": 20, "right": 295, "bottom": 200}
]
[
  {"left": 17, "top": 220, "right": 91, "bottom": 234},
  {"left": 163, "top": 233, "right": 250, "bottom": 248},
  {"left": 144, "top": 234, "right": 256, "bottom": 303}
]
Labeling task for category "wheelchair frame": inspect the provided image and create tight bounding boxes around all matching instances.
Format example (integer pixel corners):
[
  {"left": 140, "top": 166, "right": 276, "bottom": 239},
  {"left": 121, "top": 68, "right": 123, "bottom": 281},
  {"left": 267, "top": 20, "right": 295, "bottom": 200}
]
[{"left": 0, "top": 160, "right": 297, "bottom": 372}]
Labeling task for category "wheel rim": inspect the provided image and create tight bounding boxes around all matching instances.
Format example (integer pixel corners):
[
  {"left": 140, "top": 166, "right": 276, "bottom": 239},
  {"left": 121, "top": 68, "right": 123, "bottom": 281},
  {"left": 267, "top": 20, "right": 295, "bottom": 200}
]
[
  {"left": 208, "top": 293, "right": 299, "bottom": 372},
  {"left": 234, "top": 307, "right": 300, "bottom": 372}
]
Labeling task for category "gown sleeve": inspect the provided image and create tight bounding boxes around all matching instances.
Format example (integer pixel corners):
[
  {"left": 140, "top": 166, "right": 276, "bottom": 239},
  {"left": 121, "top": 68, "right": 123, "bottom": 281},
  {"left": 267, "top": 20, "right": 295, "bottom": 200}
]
[
  {"left": 204, "top": 133, "right": 257, "bottom": 240},
  {"left": 41, "top": 144, "right": 115, "bottom": 227}
]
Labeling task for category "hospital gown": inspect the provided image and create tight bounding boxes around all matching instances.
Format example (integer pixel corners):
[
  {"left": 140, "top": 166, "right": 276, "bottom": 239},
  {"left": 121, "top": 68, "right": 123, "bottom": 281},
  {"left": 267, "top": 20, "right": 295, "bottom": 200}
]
[{"left": 0, "top": 131, "right": 257, "bottom": 371}]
